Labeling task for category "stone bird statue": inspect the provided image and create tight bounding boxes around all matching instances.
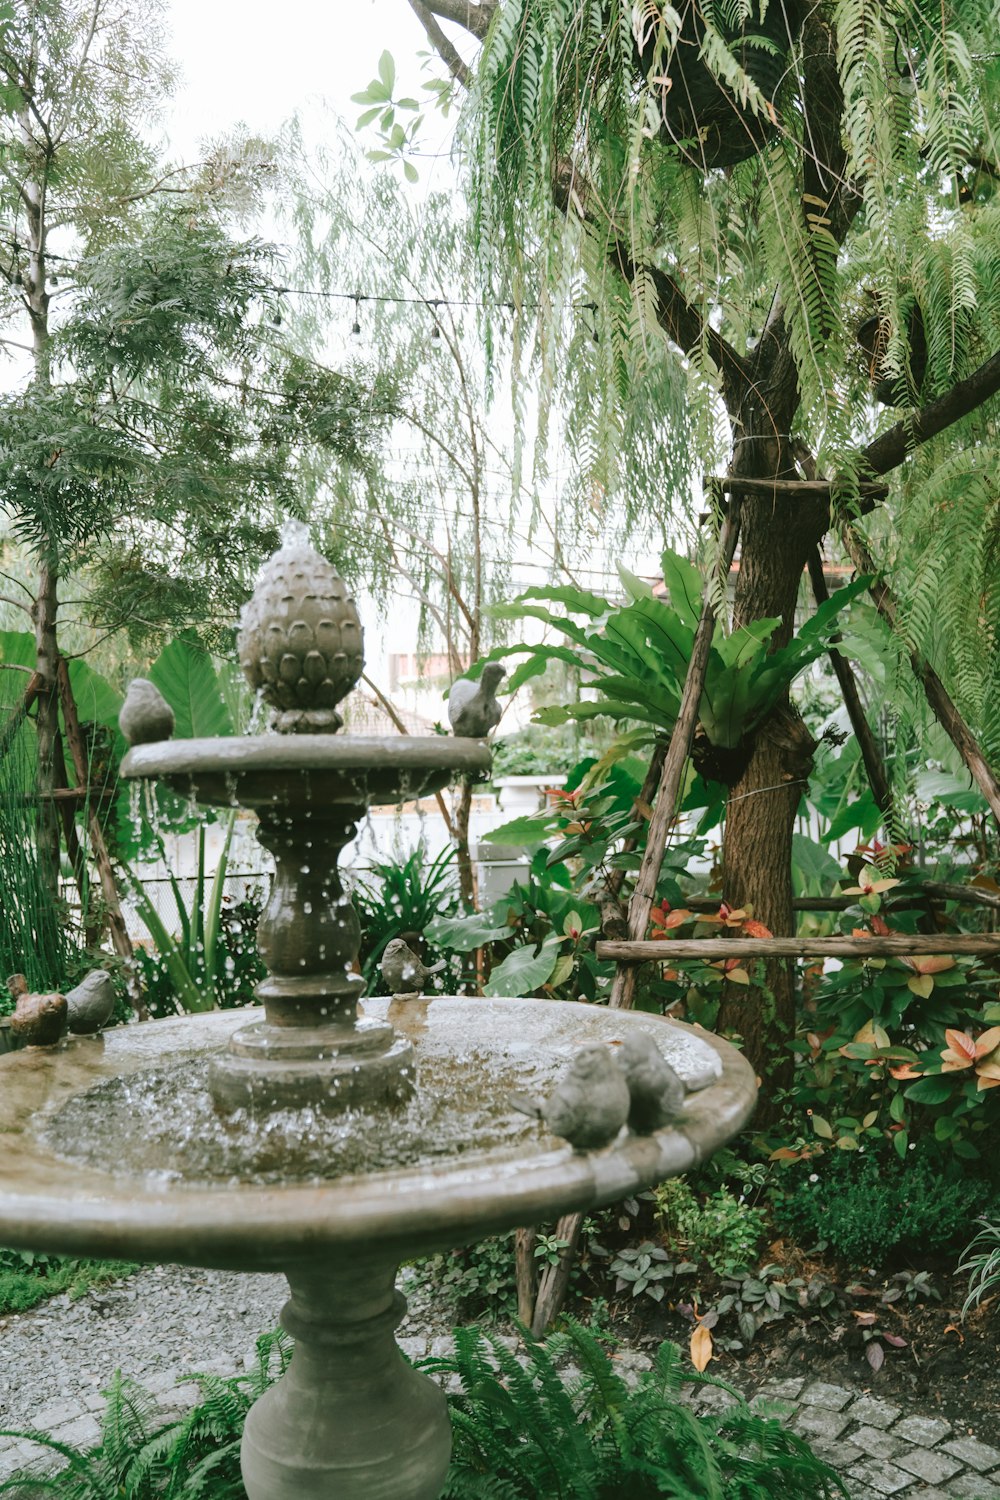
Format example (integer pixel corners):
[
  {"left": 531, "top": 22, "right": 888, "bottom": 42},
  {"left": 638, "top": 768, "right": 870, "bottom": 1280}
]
[
  {"left": 380, "top": 938, "right": 446, "bottom": 996},
  {"left": 119, "top": 678, "right": 174, "bottom": 746},
  {"left": 65, "top": 969, "right": 116, "bottom": 1035},
  {"left": 6, "top": 974, "right": 67, "bottom": 1048},
  {"left": 511, "top": 1043, "right": 631, "bottom": 1152},
  {"left": 447, "top": 663, "right": 506, "bottom": 738},
  {"left": 617, "top": 1030, "right": 686, "bottom": 1133}
]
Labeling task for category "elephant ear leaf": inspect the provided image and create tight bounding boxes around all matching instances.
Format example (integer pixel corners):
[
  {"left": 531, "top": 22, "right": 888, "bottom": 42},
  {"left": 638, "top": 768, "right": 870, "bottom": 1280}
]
[
  {"left": 485, "top": 935, "right": 562, "bottom": 997},
  {"left": 148, "top": 630, "right": 233, "bottom": 740}
]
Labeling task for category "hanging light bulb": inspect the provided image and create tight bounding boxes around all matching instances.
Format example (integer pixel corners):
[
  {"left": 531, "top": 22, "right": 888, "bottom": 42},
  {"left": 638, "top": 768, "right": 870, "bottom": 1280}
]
[{"left": 351, "top": 294, "right": 362, "bottom": 339}]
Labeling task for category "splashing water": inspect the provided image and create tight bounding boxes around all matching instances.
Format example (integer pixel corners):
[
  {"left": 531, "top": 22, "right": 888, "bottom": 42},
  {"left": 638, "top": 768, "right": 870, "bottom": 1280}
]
[{"left": 38, "top": 1046, "right": 553, "bottom": 1187}]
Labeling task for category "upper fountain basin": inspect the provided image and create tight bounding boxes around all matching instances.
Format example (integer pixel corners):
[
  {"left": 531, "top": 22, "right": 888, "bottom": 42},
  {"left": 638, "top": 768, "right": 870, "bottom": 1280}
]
[
  {"left": 121, "top": 734, "right": 492, "bottom": 811},
  {"left": 0, "top": 999, "right": 755, "bottom": 1273}
]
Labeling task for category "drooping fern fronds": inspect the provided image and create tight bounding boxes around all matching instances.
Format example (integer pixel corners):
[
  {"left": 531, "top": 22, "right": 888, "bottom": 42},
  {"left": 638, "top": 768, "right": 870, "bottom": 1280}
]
[{"left": 423, "top": 1318, "right": 848, "bottom": 1499}]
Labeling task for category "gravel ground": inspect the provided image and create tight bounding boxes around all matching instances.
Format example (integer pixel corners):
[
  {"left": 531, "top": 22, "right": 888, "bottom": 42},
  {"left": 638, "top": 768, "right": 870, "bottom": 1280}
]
[{"left": 0, "top": 1262, "right": 451, "bottom": 1435}]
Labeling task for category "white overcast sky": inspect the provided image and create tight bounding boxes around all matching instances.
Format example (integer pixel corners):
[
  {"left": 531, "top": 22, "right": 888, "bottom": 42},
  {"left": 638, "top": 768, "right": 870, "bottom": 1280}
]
[{"left": 163, "top": 1, "right": 454, "bottom": 174}]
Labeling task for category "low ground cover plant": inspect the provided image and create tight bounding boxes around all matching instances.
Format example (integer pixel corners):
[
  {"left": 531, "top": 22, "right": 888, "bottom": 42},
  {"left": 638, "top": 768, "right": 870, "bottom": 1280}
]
[
  {"left": 0, "top": 1324, "right": 845, "bottom": 1500},
  {"left": 0, "top": 1249, "right": 138, "bottom": 1317}
]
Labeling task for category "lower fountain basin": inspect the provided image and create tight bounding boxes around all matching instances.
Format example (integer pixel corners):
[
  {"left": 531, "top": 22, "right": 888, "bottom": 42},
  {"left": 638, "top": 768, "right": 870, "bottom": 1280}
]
[{"left": 0, "top": 998, "right": 755, "bottom": 1271}]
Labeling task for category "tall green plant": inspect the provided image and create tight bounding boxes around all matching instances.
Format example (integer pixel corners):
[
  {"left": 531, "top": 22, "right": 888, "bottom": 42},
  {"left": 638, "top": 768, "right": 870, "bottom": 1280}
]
[{"left": 122, "top": 812, "right": 239, "bottom": 1015}]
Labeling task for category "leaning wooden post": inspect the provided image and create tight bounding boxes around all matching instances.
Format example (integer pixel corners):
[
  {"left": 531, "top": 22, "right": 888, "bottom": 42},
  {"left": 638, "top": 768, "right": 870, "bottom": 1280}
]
[
  {"left": 807, "top": 548, "right": 894, "bottom": 823},
  {"left": 842, "top": 528, "right": 1000, "bottom": 827},
  {"left": 55, "top": 657, "right": 139, "bottom": 997},
  {"left": 609, "top": 507, "right": 741, "bottom": 1011},
  {"left": 527, "top": 509, "right": 740, "bottom": 1337}
]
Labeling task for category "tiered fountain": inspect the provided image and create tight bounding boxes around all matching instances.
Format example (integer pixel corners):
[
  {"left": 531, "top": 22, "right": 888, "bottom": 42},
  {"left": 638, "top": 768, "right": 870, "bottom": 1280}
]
[{"left": 0, "top": 530, "right": 756, "bottom": 1500}]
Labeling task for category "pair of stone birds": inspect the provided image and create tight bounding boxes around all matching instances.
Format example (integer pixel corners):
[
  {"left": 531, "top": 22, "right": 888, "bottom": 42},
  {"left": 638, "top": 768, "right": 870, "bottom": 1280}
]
[
  {"left": 511, "top": 1032, "right": 687, "bottom": 1152},
  {"left": 121, "top": 664, "right": 506, "bottom": 745},
  {"left": 6, "top": 970, "right": 116, "bottom": 1047}
]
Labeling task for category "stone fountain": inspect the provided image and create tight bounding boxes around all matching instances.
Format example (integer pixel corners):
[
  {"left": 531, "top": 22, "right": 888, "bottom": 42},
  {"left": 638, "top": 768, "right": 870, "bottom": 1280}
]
[{"left": 0, "top": 530, "right": 756, "bottom": 1500}]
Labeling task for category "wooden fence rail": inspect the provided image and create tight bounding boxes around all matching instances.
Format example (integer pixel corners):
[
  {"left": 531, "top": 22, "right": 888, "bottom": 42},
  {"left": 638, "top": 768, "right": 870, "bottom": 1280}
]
[{"left": 596, "top": 934, "right": 1000, "bottom": 963}]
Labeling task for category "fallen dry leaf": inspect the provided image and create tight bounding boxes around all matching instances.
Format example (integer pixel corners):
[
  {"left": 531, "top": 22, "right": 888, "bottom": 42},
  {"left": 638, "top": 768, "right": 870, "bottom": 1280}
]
[{"left": 690, "top": 1322, "right": 714, "bottom": 1372}]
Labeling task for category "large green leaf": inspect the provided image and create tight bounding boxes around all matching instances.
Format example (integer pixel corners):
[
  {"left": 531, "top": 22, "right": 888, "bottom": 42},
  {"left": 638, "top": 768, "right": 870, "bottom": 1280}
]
[
  {"left": 482, "top": 816, "right": 552, "bottom": 845},
  {"left": 791, "top": 833, "right": 844, "bottom": 896},
  {"left": 67, "top": 659, "right": 122, "bottom": 728},
  {"left": 426, "top": 910, "right": 514, "bottom": 951},
  {"left": 148, "top": 631, "right": 234, "bottom": 741},
  {"left": 0, "top": 629, "right": 35, "bottom": 712},
  {"left": 484, "top": 934, "right": 562, "bottom": 996},
  {"left": 659, "top": 547, "right": 703, "bottom": 625}
]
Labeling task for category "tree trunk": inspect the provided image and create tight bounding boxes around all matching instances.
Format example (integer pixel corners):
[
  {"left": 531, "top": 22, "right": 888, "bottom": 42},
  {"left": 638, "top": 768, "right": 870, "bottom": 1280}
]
[
  {"left": 31, "top": 560, "right": 61, "bottom": 896},
  {"left": 56, "top": 658, "right": 138, "bottom": 992},
  {"left": 717, "top": 392, "right": 827, "bottom": 1095}
]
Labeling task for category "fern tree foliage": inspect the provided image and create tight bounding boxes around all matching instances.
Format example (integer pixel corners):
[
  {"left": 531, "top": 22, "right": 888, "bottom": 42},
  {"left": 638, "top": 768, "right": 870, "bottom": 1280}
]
[
  {"left": 454, "top": 0, "right": 1000, "bottom": 751},
  {"left": 278, "top": 121, "right": 674, "bottom": 664},
  {"left": 409, "top": 0, "right": 1000, "bottom": 1082}
]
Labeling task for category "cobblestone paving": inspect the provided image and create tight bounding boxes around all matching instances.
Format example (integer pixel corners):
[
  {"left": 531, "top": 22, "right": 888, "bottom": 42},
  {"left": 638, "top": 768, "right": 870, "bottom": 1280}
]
[{"left": 1, "top": 1272, "right": 998, "bottom": 1498}]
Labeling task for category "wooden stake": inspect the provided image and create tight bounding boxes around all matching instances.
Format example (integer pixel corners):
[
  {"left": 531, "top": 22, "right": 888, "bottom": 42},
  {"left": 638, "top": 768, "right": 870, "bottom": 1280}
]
[
  {"left": 808, "top": 547, "right": 893, "bottom": 822},
  {"left": 530, "top": 1213, "right": 585, "bottom": 1339},
  {"left": 529, "top": 509, "right": 740, "bottom": 1338},
  {"left": 609, "top": 508, "right": 741, "bottom": 1011},
  {"left": 843, "top": 528, "right": 1000, "bottom": 827},
  {"left": 55, "top": 658, "right": 138, "bottom": 1002},
  {"left": 514, "top": 1227, "right": 538, "bottom": 1325}
]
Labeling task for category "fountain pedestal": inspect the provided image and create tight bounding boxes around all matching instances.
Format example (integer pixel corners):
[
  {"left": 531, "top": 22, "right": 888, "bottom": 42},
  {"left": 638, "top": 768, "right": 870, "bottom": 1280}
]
[
  {"left": 242, "top": 1262, "right": 451, "bottom": 1500},
  {"left": 209, "top": 799, "right": 416, "bottom": 1114}
]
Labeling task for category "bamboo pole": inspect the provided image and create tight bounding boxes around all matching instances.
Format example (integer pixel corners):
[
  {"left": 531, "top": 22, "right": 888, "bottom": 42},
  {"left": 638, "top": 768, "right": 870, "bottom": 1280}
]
[
  {"left": 682, "top": 885, "right": 1000, "bottom": 913},
  {"left": 807, "top": 547, "right": 893, "bottom": 820},
  {"left": 714, "top": 475, "right": 889, "bottom": 502},
  {"left": 55, "top": 658, "right": 138, "bottom": 998},
  {"left": 843, "top": 528, "right": 1000, "bottom": 826},
  {"left": 597, "top": 934, "right": 1000, "bottom": 962},
  {"left": 609, "top": 507, "right": 741, "bottom": 1011}
]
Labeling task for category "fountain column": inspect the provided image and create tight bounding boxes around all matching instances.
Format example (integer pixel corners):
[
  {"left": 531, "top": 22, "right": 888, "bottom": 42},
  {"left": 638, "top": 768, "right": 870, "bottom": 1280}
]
[
  {"left": 208, "top": 797, "right": 416, "bottom": 1113},
  {"left": 241, "top": 1261, "right": 451, "bottom": 1500}
]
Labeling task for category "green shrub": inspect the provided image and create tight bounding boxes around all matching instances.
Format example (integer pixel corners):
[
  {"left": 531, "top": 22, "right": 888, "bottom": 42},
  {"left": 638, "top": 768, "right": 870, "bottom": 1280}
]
[
  {"left": 771, "top": 1151, "right": 990, "bottom": 1266},
  {"left": 428, "top": 1320, "right": 847, "bottom": 1499},
  {"left": 353, "top": 845, "right": 461, "bottom": 995},
  {"left": 133, "top": 889, "right": 266, "bottom": 1019},
  {"left": 654, "top": 1179, "right": 767, "bottom": 1276},
  {"left": 1, "top": 1323, "right": 845, "bottom": 1500}
]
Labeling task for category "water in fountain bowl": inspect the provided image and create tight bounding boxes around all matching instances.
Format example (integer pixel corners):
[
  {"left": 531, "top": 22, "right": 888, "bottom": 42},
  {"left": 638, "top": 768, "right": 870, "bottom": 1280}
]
[{"left": 39, "top": 1045, "right": 546, "bottom": 1186}]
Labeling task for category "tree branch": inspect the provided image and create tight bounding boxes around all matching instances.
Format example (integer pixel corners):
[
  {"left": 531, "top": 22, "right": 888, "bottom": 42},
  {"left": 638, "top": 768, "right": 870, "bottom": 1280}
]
[
  {"left": 611, "top": 244, "right": 751, "bottom": 413},
  {"left": 412, "top": 0, "right": 497, "bottom": 41},
  {"left": 410, "top": 1, "right": 472, "bottom": 85},
  {"left": 842, "top": 526, "right": 1000, "bottom": 825},
  {"left": 362, "top": 673, "right": 456, "bottom": 839},
  {"left": 808, "top": 547, "right": 892, "bottom": 820},
  {"left": 859, "top": 348, "right": 1000, "bottom": 499}
]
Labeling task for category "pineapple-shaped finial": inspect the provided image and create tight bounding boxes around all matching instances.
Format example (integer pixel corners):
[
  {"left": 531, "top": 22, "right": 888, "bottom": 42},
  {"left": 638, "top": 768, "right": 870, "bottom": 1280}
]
[{"left": 238, "top": 523, "right": 364, "bottom": 733}]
